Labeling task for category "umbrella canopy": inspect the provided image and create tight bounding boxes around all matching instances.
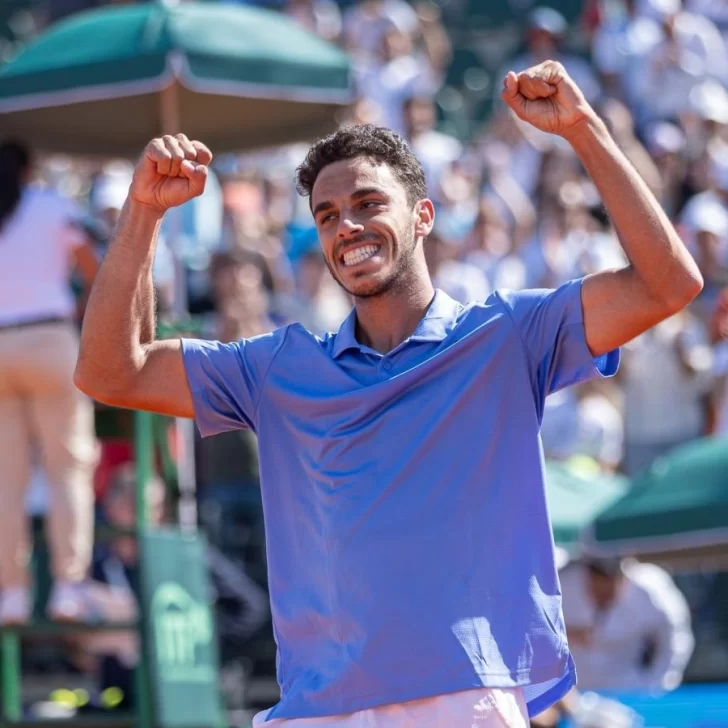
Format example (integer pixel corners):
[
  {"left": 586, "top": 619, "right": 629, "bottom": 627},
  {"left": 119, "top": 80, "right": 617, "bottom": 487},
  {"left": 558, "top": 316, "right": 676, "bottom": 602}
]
[
  {"left": 0, "top": 0, "right": 352, "bottom": 155},
  {"left": 593, "top": 437, "right": 728, "bottom": 561},
  {"left": 545, "top": 461, "right": 629, "bottom": 552}
]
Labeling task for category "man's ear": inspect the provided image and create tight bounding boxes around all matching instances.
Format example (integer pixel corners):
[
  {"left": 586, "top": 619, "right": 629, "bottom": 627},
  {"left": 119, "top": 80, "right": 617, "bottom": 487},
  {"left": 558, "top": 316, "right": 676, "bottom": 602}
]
[{"left": 414, "top": 199, "right": 435, "bottom": 239}]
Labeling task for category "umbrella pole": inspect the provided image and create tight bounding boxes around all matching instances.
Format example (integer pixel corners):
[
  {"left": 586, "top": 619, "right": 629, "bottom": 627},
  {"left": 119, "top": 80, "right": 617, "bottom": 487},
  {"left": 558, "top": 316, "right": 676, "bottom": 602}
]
[{"left": 160, "top": 79, "right": 198, "bottom": 535}]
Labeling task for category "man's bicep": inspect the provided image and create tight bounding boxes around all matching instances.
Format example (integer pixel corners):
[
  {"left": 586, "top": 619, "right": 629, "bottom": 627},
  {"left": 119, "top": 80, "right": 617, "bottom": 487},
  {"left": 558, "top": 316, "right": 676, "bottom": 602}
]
[
  {"left": 581, "top": 268, "right": 670, "bottom": 356},
  {"left": 129, "top": 340, "right": 195, "bottom": 418}
]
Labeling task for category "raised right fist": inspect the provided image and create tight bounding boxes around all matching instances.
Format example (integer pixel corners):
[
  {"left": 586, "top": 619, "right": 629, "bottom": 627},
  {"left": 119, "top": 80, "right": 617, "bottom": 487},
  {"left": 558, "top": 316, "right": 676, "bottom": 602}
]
[{"left": 130, "top": 134, "right": 213, "bottom": 213}]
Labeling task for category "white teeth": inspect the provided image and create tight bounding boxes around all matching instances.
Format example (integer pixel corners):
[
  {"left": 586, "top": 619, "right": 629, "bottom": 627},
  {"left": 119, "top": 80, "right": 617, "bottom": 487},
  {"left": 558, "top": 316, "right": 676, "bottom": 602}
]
[{"left": 343, "top": 245, "right": 380, "bottom": 266}]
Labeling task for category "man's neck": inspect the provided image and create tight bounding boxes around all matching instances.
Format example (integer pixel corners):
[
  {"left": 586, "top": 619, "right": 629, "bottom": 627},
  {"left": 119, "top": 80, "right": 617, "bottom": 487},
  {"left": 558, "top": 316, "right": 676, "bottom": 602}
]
[{"left": 353, "top": 275, "right": 435, "bottom": 355}]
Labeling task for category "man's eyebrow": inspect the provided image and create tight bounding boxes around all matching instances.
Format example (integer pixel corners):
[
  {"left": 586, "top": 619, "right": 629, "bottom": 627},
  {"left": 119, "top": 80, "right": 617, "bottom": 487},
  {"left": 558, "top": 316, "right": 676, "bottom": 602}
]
[
  {"left": 312, "top": 187, "right": 388, "bottom": 219},
  {"left": 312, "top": 199, "right": 334, "bottom": 219},
  {"left": 350, "top": 186, "right": 388, "bottom": 200}
]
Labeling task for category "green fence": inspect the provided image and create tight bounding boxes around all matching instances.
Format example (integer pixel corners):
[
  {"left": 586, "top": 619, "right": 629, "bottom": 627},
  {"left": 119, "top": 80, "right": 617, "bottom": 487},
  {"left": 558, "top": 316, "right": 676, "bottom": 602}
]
[{"left": 0, "top": 411, "right": 223, "bottom": 728}]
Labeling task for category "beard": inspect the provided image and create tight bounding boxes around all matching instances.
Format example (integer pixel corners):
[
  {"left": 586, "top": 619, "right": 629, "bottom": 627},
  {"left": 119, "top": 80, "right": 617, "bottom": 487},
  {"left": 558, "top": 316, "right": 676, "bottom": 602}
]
[{"left": 325, "top": 226, "right": 416, "bottom": 300}]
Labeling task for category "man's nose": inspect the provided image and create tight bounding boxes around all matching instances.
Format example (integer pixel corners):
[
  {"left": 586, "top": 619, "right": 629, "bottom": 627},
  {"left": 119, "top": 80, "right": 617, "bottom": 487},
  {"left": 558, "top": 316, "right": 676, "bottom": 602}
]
[{"left": 337, "top": 216, "right": 364, "bottom": 240}]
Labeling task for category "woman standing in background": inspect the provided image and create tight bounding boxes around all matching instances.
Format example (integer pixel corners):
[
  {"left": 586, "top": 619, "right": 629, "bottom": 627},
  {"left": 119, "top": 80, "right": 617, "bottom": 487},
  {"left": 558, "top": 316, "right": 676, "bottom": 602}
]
[{"left": 0, "top": 140, "right": 99, "bottom": 625}]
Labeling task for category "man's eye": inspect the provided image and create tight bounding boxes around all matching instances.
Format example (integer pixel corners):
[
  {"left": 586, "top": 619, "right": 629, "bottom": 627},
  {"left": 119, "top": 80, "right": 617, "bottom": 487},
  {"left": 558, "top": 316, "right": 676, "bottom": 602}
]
[
  {"left": 361, "top": 201, "right": 379, "bottom": 209},
  {"left": 321, "top": 213, "right": 337, "bottom": 223}
]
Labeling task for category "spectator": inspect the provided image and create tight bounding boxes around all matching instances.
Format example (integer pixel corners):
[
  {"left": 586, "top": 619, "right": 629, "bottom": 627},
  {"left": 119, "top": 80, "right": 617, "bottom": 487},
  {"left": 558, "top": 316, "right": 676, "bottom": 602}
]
[
  {"left": 424, "top": 227, "right": 490, "bottom": 304},
  {"left": 354, "top": 24, "right": 443, "bottom": 136},
  {"left": 621, "top": 310, "right": 713, "bottom": 474},
  {"left": 560, "top": 556, "right": 695, "bottom": 693},
  {"left": 285, "top": 0, "right": 342, "bottom": 43},
  {"left": 402, "top": 95, "right": 463, "bottom": 200},
  {"left": 87, "top": 464, "right": 269, "bottom": 710},
  {"left": 497, "top": 6, "right": 602, "bottom": 111},
  {"left": 680, "top": 145, "right": 728, "bottom": 321},
  {"left": 277, "top": 247, "right": 350, "bottom": 335},
  {"left": 0, "top": 140, "right": 99, "bottom": 625},
  {"left": 644, "top": 121, "right": 690, "bottom": 216},
  {"left": 629, "top": 0, "right": 728, "bottom": 126},
  {"left": 343, "top": 0, "right": 420, "bottom": 61},
  {"left": 465, "top": 198, "right": 529, "bottom": 292},
  {"left": 541, "top": 380, "right": 624, "bottom": 472},
  {"left": 709, "top": 287, "right": 728, "bottom": 434}
]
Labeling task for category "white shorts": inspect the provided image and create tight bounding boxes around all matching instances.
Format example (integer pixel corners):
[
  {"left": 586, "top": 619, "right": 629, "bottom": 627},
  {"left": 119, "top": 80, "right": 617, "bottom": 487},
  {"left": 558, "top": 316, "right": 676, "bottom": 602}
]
[{"left": 253, "top": 687, "right": 529, "bottom": 727}]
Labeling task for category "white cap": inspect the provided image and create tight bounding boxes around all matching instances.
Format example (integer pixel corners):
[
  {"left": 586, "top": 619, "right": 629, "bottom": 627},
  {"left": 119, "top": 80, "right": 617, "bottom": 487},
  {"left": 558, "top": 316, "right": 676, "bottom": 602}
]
[
  {"left": 645, "top": 121, "right": 685, "bottom": 156},
  {"left": 683, "top": 196, "right": 728, "bottom": 236},
  {"left": 709, "top": 141, "right": 728, "bottom": 191},
  {"left": 92, "top": 165, "right": 133, "bottom": 212},
  {"left": 689, "top": 80, "right": 728, "bottom": 124},
  {"left": 638, "top": 0, "right": 681, "bottom": 21}
]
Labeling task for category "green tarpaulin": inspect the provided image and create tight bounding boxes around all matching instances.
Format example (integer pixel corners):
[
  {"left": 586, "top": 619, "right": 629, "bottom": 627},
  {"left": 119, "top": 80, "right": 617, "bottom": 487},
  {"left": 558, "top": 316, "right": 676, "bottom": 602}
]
[
  {"left": 594, "top": 437, "right": 728, "bottom": 557},
  {"left": 545, "top": 461, "right": 629, "bottom": 550},
  {"left": 0, "top": 1, "right": 352, "bottom": 155}
]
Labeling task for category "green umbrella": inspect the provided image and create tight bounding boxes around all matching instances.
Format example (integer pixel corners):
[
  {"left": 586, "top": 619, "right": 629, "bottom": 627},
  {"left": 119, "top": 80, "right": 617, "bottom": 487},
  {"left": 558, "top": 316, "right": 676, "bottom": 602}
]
[
  {"left": 0, "top": 0, "right": 352, "bottom": 156},
  {"left": 594, "top": 437, "right": 728, "bottom": 560},
  {"left": 545, "top": 461, "right": 629, "bottom": 552}
]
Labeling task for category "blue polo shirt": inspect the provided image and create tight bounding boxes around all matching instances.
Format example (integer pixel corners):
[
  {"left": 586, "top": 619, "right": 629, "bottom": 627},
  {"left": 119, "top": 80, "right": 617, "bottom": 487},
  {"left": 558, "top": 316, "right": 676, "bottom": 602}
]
[{"left": 181, "top": 277, "right": 619, "bottom": 721}]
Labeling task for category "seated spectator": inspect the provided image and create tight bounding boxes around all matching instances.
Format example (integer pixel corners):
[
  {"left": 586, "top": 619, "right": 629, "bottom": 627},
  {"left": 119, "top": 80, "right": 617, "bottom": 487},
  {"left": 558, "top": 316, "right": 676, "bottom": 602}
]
[
  {"left": 424, "top": 228, "right": 490, "bottom": 304},
  {"left": 709, "top": 287, "right": 728, "bottom": 434},
  {"left": 629, "top": 0, "right": 728, "bottom": 126},
  {"left": 496, "top": 6, "right": 602, "bottom": 111},
  {"left": 560, "top": 555, "right": 694, "bottom": 693},
  {"left": 85, "top": 464, "right": 269, "bottom": 710},
  {"left": 621, "top": 309, "right": 713, "bottom": 475},
  {"left": 275, "top": 246, "right": 351, "bottom": 336},
  {"left": 354, "top": 23, "right": 443, "bottom": 136},
  {"left": 285, "top": 0, "right": 342, "bottom": 43},
  {"left": 343, "top": 0, "right": 420, "bottom": 61},
  {"left": 591, "top": 0, "right": 662, "bottom": 99},
  {"left": 644, "top": 121, "right": 690, "bottom": 216},
  {"left": 541, "top": 380, "right": 624, "bottom": 472},
  {"left": 402, "top": 95, "right": 462, "bottom": 201}
]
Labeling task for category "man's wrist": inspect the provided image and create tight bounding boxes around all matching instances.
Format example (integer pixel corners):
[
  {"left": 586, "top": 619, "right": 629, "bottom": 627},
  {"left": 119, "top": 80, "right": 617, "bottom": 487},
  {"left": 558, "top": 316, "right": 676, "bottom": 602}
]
[
  {"left": 561, "top": 112, "right": 610, "bottom": 152},
  {"left": 125, "top": 196, "right": 167, "bottom": 224}
]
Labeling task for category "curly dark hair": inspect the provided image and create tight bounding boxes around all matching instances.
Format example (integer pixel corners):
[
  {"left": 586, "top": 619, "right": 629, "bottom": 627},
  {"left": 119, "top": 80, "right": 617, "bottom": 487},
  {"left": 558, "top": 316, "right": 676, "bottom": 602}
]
[
  {"left": 0, "top": 140, "right": 30, "bottom": 234},
  {"left": 296, "top": 125, "right": 427, "bottom": 207}
]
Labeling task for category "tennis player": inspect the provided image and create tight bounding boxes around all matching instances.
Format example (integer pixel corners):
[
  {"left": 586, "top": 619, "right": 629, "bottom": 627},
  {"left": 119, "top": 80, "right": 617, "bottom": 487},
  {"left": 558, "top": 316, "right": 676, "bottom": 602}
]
[{"left": 75, "top": 62, "right": 702, "bottom": 727}]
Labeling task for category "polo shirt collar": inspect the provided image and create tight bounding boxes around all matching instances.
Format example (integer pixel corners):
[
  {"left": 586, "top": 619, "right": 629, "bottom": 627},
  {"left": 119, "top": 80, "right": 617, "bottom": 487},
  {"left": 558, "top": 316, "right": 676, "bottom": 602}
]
[{"left": 332, "top": 289, "right": 461, "bottom": 359}]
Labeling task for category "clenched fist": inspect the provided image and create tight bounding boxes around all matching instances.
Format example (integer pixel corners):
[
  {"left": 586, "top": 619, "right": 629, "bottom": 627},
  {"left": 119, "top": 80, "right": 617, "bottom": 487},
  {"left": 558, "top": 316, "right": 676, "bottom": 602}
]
[
  {"left": 501, "top": 61, "right": 594, "bottom": 138},
  {"left": 130, "top": 134, "right": 213, "bottom": 213}
]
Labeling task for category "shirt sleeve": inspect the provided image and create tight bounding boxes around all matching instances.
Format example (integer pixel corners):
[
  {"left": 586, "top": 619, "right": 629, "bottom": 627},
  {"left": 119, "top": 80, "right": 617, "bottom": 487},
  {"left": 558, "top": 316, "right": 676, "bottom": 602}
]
[
  {"left": 181, "top": 327, "right": 288, "bottom": 437},
  {"left": 496, "top": 278, "right": 620, "bottom": 417}
]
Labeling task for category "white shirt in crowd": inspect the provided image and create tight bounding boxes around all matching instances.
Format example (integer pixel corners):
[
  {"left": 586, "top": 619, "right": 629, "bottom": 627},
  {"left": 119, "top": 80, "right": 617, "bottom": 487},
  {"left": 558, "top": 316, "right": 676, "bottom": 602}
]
[
  {"left": 622, "top": 313, "right": 713, "bottom": 444},
  {"left": 343, "top": 0, "right": 419, "bottom": 59},
  {"left": 541, "top": 389, "right": 624, "bottom": 468},
  {"left": 560, "top": 560, "right": 695, "bottom": 692},
  {"left": 0, "top": 185, "right": 86, "bottom": 326},
  {"left": 712, "top": 341, "right": 728, "bottom": 435},
  {"left": 630, "top": 11, "right": 728, "bottom": 124}
]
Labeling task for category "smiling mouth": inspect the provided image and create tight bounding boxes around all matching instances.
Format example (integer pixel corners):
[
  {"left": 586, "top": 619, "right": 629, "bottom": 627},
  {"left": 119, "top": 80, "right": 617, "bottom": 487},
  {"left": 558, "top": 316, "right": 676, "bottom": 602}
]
[{"left": 342, "top": 244, "right": 381, "bottom": 267}]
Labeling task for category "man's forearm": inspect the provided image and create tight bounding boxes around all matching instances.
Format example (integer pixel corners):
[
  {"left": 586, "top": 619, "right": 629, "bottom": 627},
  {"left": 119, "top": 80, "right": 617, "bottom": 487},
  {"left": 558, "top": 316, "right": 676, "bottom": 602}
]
[
  {"left": 75, "top": 199, "right": 163, "bottom": 396},
  {"left": 565, "top": 115, "right": 702, "bottom": 309}
]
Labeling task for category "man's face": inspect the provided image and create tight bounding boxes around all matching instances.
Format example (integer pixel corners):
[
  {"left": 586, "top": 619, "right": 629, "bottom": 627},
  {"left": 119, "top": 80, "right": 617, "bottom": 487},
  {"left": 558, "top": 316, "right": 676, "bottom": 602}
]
[
  {"left": 587, "top": 570, "right": 623, "bottom": 610},
  {"left": 311, "top": 156, "right": 419, "bottom": 299},
  {"left": 405, "top": 99, "right": 436, "bottom": 134}
]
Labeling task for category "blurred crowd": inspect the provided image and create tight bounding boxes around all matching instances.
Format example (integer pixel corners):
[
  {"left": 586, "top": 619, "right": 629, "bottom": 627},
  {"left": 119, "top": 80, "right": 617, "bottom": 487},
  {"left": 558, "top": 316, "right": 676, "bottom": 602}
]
[
  {"left": 15, "top": 0, "right": 728, "bottom": 478},
  {"left": 3, "top": 0, "right": 728, "bottom": 722}
]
